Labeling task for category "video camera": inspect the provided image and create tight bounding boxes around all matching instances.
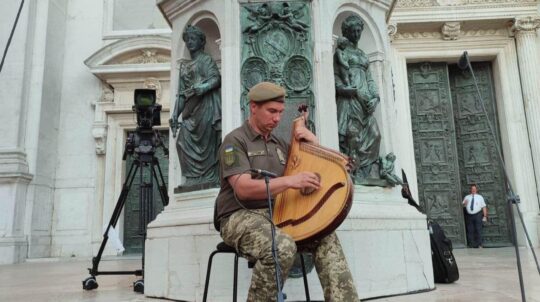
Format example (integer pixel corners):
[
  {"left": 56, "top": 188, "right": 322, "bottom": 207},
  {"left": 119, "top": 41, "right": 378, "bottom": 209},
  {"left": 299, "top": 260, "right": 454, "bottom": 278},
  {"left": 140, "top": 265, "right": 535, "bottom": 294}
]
[
  {"left": 123, "top": 89, "right": 167, "bottom": 160},
  {"left": 133, "top": 89, "right": 162, "bottom": 130}
]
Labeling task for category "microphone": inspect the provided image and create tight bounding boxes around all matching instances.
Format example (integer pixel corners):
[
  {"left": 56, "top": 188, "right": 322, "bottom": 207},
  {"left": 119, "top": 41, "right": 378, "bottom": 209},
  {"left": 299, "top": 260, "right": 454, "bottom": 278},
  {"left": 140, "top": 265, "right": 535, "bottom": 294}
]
[
  {"left": 457, "top": 51, "right": 470, "bottom": 70},
  {"left": 250, "top": 168, "right": 278, "bottom": 178}
]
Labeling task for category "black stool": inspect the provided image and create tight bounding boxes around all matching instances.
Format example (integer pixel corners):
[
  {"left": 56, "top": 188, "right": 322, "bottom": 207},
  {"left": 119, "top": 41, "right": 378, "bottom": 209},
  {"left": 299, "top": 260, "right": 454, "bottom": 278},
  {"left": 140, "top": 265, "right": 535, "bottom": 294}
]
[{"left": 202, "top": 241, "right": 311, "bottom": 302}]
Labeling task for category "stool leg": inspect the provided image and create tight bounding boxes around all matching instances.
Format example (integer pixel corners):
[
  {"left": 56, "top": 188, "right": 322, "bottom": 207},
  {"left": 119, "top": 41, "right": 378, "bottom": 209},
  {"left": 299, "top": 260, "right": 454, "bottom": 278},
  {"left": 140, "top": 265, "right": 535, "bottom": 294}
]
[
  {"left": 203, "top": 250, "right": 219, "bottom": 302},
  {"left": 233, "top": 253, "right": 239, "bottom": 302},
  {"left": 300, "top": 254, "right": 311, "bottom": 302}
]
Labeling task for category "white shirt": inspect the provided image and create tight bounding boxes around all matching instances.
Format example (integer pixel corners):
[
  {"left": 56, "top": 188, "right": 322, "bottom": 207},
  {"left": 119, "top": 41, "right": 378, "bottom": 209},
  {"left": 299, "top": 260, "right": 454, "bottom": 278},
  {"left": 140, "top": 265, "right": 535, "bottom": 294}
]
[{"left": 463, "top": 193, "right": 486, "bottom": 215}]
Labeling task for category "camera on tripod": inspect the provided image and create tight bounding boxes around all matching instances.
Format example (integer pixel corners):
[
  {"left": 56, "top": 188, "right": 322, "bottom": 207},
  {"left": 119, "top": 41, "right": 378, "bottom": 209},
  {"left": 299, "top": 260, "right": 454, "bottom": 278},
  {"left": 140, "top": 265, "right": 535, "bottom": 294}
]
[{"left": 83, "top": 88, "right": 169, "bottom": 294}]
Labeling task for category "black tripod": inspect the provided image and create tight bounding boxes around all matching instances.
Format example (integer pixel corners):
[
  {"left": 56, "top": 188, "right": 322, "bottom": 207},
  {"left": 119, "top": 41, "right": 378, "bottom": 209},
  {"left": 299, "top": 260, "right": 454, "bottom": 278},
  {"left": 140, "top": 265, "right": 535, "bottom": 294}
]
[
  {"left": 82, "top": 128, "right": 169, "bottom": 293},
  {"left": 458, "top": 51, "right": 540, "bottom": 302}
]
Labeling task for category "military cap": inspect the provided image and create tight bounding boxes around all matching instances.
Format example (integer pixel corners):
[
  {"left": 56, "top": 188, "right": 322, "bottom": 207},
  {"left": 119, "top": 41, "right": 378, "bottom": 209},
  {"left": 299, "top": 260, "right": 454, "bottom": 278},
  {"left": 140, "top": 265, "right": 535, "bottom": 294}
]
[{"left": 247, "top": 82, "right": 286, "bottom": 103}]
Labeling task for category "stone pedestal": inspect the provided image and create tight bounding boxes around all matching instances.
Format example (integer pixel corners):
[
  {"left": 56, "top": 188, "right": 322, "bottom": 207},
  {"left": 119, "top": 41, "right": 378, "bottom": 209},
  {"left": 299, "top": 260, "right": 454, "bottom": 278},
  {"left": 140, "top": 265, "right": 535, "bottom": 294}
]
[
  {"left": 147, "top": 0, "right": 434, "bottom": 300},
  {"left": 145, "top": 186, "right": 433, "bottom": 301}
]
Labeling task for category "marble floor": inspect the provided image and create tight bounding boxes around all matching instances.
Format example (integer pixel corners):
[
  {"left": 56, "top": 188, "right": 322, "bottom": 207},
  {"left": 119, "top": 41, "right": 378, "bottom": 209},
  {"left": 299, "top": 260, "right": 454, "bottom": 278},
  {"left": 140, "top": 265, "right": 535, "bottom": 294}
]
[{"left": 0, "top": 247, "right": 539, "bottom": 302}]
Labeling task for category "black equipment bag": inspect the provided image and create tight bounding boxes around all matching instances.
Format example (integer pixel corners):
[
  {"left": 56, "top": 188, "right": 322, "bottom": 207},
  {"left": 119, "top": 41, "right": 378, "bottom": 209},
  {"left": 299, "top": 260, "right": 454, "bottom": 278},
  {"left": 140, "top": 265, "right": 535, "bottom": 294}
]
[
  {"left": 429, "top": 220, "right": 459, "bottom": 283},
  {"left": 401, "top": 170, "right": 459, "bottom": 283}
]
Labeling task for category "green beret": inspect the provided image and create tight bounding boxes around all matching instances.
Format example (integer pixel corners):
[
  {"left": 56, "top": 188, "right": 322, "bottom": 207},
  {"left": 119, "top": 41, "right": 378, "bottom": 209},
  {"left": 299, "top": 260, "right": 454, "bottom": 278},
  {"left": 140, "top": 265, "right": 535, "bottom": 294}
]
[{"left": 248, "top": 82, "right": 286, "bottom": 103}]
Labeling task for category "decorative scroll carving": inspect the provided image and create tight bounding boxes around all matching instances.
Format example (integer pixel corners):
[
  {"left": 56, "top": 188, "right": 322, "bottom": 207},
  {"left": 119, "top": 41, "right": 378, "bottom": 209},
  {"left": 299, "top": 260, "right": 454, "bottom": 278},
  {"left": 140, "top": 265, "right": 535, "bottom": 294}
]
[
  {"left": 100, "top": 84, "right": 114, "bottom": 103},
  {"left": 112, "top": 48, "right": 170, "bottom": 65},
  {"left": 92, "top": 124, "right": 107, "bottom": 155},
  {"left": 512, "top": 16, "right": 540, "bottom": 34},
  {"left": 441, "top": 22, "right": 461, "bottom": 40},
  {"left": 387, "top": 23, "right": 398, "bottom": 42}
]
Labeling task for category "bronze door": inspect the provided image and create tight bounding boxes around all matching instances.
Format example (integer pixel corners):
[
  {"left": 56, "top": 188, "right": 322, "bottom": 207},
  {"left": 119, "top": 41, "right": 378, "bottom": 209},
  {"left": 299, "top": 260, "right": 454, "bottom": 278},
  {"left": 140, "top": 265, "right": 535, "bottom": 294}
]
[
  {"left": 407, "top": 62, "right": 511, "bottom": 247},
  {"left": 449, "top": 63, "right": 511, "bottom": 247}
]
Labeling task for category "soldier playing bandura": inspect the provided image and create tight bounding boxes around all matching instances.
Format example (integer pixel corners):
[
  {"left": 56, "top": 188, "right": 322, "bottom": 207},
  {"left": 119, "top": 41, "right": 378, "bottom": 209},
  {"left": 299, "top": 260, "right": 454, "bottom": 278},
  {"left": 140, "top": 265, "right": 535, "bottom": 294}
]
[{"left": 214, "top": 82, "right": 361, "bottom": 302}]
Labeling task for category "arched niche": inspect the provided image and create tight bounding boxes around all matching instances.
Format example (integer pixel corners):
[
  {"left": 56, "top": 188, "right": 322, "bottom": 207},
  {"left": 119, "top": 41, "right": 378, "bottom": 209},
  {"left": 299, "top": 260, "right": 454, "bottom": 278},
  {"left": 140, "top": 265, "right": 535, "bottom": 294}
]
[
  {"left": 179, "top": 12, "right": 222, "bottom": 68},
  {"left": 332, "top": 9, "right": 382, "bottom": 55},
  {"left": 331, "top": 7, "right": 391, "bottom": 155}
]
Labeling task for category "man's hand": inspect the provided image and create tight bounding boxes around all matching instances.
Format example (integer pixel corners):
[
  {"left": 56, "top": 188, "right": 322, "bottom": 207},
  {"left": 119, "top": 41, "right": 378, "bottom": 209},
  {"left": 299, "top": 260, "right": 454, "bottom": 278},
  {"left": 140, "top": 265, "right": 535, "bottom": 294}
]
[
  {"left": 294, "top": 127, "right": 318, "bottom": 144},
  {"left": 482, "top": 216, "right": 488, "bottom": 223},
  {"left": 288, "top": 171, "right": 320, "bottom": 191}
]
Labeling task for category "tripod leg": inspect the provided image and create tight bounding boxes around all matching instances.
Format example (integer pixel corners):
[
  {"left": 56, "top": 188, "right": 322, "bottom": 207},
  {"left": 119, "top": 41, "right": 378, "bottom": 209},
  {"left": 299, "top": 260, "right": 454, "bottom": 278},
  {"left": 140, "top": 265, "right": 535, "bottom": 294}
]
[
  {"left": 152, "top": 158, "right": 169, "bottom": 206},
  {"left": 508, "top": 200, "right": 527, "bottom": 302},
  {"left": 83, "top": 161, "right": 140, "bottom": 291},
  {"left": 89, "top": 161, "right": 140, "bottom": 276}
]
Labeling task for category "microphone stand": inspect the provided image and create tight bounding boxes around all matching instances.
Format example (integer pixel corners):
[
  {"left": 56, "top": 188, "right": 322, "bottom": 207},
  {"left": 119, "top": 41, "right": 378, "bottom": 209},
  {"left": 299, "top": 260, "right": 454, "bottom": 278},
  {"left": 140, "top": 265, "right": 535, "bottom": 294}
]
[
  {"left": 459, "top": 51, "right": 540, "bottom": 302},
  {"left": 264, "top": 175, "right": 285, "bottom": 302}
]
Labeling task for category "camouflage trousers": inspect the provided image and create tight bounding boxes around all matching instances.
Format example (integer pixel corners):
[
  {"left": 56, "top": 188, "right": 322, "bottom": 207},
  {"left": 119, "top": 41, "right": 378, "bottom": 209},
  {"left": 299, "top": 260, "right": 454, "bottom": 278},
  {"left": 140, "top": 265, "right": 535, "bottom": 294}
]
[{"left": 220, "top": 209, "right": 360, "bottom": 302}]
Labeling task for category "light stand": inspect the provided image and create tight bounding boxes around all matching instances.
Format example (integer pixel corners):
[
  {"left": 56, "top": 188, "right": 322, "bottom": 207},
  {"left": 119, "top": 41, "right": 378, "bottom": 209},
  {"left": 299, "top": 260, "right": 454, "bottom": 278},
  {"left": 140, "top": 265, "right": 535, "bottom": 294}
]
[
  {"left": 458, "top": 51, "right": 540, "bottom": 302},
  {"left": 263, "top": 174, "right": 286, "bottom": 302}
]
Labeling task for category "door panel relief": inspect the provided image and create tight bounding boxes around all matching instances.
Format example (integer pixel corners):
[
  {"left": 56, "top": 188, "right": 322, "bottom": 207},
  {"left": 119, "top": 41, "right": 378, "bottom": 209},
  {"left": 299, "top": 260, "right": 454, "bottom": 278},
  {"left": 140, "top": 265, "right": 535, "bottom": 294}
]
[
  {"left": 449, "top": 63, "right": 511, "bottom": 247},
  {"left": 408, "top": 62, "right": 465, "bottom": 246}
]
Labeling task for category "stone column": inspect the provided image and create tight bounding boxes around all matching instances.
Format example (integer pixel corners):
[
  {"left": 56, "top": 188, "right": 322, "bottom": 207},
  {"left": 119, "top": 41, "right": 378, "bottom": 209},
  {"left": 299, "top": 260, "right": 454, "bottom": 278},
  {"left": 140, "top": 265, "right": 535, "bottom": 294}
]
[{"left": 513, "top": 16, "right": 540, "bottom": 209}]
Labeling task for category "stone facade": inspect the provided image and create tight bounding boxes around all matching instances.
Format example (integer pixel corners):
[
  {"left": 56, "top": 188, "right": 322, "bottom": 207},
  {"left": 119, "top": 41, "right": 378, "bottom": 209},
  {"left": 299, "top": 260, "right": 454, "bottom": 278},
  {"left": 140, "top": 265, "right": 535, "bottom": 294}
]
[{"left": 0, "top": 0, "right": 539, "bottom": 301}]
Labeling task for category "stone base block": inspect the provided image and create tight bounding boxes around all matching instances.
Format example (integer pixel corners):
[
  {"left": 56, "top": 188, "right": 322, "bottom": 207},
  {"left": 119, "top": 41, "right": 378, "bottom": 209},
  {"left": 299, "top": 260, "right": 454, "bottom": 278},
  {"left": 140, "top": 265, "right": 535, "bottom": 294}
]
[
  {"left": 144, "top": 186, "right": 434, "bottom": 301},
  {"left": 0, "top": 237, "right": 28, "bottom": 264}
]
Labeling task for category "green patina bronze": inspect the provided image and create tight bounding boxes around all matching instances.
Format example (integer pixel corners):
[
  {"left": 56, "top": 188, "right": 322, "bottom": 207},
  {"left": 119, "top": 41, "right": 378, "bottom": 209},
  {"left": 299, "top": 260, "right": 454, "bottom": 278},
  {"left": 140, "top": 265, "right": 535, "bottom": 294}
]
[
  {"left": 240, "top": 1, "right": 315, "bottom": 277},
  {"left": 408, "top": 61, "right": 510, "bottom": 247},
  {"left": 334, "top": 15, "right": 389, "bottom": 186},
  {"left": 170, "top": 25, "right": 221, "bottom": 192},
  {"left": 240, "top": 1, "right": 315, "bottom": 141}
]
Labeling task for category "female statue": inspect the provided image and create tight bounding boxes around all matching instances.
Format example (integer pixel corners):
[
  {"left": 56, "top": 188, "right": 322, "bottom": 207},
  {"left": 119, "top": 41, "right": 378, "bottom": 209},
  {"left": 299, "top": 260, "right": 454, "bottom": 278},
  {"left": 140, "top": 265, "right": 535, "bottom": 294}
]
[
  {"left": 334, "top": 15, "right": 381, "bottom": 183},
  {"left": 170, "top": 25, "right": 221, "bottom": 189}
]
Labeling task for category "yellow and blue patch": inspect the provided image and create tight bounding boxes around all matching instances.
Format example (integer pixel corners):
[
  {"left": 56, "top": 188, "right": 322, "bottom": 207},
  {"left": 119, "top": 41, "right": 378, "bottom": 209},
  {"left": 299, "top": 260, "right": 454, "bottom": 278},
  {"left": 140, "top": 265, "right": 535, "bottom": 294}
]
[{"left": 223, "top": 145, "right": 237, "bottom": 167}]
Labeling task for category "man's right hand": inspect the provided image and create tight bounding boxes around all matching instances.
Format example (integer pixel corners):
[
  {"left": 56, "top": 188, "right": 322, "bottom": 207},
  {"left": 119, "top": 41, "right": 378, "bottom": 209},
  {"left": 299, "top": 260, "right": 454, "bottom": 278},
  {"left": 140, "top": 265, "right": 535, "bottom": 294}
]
[{"left": 288, "top": 171, "right": 320, "bottom": 191}]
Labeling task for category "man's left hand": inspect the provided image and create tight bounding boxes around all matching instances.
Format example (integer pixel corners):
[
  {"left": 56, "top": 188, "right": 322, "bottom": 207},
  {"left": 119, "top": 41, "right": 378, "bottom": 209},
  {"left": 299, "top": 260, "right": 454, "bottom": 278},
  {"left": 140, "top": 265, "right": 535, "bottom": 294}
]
[{"left": 294, "top": 127, "right": 318, "bottom": 144}]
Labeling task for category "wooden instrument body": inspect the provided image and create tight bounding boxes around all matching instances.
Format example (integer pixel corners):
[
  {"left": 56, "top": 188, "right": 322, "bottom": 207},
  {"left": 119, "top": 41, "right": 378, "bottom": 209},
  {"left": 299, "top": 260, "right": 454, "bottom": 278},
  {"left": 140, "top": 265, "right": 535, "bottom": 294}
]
[{"left": 273, "top": 117, "right": 354, "bottom": 246}]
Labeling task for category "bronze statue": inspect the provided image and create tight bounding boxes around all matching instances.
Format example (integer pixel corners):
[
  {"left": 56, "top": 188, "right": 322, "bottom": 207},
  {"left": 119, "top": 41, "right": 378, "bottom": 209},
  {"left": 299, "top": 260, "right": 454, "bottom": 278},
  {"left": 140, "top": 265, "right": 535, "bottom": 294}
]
[
  {"left": 334, "top": 15, "right": 382, "bottom": 184},
  {"left": 170, "top": 25, "right": 221, "bottom": 190}
]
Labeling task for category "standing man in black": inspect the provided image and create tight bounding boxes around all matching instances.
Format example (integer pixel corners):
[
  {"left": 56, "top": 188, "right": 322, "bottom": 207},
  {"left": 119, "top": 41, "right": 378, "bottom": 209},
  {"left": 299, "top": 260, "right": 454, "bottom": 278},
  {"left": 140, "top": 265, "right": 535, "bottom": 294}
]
[{"left": 463, "top": 184, "right": 488, "bottom": 248}]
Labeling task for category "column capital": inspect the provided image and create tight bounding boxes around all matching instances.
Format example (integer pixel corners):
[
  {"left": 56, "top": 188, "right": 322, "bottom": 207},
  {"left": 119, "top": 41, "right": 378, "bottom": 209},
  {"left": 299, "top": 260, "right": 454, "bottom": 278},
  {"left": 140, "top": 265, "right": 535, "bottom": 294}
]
[{"left": 512, "top": 16, "right": 540, "bottom": 34}]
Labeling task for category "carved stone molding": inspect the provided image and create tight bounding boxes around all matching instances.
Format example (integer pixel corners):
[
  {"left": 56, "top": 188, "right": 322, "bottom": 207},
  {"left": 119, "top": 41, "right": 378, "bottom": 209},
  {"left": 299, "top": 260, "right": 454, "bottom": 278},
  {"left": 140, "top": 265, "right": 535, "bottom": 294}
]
[
  {"left": 92, "top": 124, "right": 108, "bottom": 155},
  {"left": 120, "top": 49, "right": 170, "bottom": 64},
  {"left": 143, "top": 78, "right": 162, "bottom": 102},
  {"left": 441, "top": 22, "right": 461, "bottom": 40},
  {"left": 388, "top": 23, "right": 398, "bottom": 42},
  {"left": 394, "top": 28, "right": 508, "bottom": 40},
  {"left": 397, "top": 0, "right": 536, "bottom": 8},
  {"left": 512, "top": 16, "right": 540, "bottom": 34}
]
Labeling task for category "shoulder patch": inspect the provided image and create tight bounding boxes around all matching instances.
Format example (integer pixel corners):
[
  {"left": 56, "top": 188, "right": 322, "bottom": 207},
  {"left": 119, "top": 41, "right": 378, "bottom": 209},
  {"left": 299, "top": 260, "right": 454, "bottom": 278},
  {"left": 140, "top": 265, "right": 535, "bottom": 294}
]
[{"left": 223, "top": 145, "right": 238, "bottom": 167}]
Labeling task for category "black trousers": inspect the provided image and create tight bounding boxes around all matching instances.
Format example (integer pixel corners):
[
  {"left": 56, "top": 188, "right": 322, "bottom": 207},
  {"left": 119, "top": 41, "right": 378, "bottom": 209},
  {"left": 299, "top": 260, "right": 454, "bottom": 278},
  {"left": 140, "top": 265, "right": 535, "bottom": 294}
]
[{"left": 466, "top": 212, "right": 483, "bottom": 248}]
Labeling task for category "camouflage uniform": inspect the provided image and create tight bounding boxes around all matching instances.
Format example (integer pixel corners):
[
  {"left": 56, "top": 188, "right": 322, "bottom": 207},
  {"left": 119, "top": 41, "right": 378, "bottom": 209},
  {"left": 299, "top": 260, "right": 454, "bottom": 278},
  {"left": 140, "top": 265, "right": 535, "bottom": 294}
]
[{"left": 221, "top": 208, "right": 359, "bottom": 302}]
